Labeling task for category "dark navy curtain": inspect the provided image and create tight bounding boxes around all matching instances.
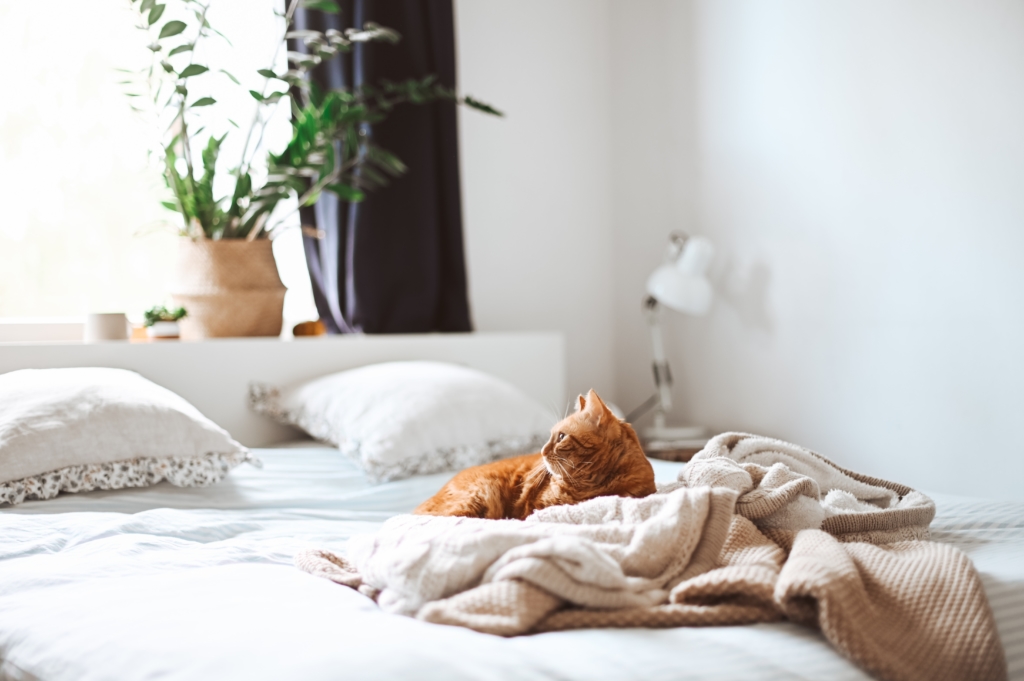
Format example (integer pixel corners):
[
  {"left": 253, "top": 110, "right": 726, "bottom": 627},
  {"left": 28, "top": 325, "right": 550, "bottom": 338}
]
[{"left": 292, "top": 0, "right": 472, "bottom": 334}]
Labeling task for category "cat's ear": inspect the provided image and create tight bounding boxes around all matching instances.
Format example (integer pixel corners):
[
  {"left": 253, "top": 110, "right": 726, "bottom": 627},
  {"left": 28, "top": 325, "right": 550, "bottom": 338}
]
[
  {"left": 582, "top": 389, "right": 612, "bottom": 424},
  {"left": 585, "top": 389, "right": 608, "bottom": 413},
  {"left": 576, "top": 394, "right": 587, "bottom": 412}
]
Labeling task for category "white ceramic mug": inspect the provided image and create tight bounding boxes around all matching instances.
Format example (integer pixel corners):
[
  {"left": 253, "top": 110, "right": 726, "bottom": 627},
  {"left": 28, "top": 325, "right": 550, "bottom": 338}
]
[{"left": 84, "top": 313, "right": 129, "bottom": 342}]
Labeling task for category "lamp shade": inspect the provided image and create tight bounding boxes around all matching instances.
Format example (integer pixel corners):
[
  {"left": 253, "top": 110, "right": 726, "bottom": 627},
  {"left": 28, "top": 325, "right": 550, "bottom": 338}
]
[{"left": 645, "top": 235, "right": 714, "bottom": 315}]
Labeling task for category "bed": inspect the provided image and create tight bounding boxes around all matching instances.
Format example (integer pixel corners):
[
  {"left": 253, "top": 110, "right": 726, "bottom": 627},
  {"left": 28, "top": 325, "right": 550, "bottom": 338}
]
[
  {"left": 1, "top": 444, "right": 1021, "bottom": 681},
  {"left": 0, "top": 334, "right": 1021, "bottom": 681}
]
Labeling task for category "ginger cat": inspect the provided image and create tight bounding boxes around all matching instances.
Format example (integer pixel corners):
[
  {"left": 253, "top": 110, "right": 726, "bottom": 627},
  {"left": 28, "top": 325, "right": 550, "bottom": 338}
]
[{"left": 414, "top": 390, "right": 656, "bottom": 520}]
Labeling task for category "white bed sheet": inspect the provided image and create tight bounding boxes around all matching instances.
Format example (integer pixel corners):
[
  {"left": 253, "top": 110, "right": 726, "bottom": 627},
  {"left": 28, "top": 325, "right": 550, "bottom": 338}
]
[{"left": 0, "top": 444, "right": 1020, "bottom": 681}]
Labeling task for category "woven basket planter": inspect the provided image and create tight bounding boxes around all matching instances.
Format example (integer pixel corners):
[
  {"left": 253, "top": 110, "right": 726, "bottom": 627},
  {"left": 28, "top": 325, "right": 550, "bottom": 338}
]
[{"left": 170, "top": 239, "right": 286, "bottom": 340}]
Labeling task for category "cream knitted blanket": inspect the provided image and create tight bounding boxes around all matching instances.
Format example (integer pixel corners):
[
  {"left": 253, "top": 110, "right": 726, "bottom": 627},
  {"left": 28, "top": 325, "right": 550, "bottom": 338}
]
[{"left": 297, "top": 433, "right": 1006, "bottom": 681}]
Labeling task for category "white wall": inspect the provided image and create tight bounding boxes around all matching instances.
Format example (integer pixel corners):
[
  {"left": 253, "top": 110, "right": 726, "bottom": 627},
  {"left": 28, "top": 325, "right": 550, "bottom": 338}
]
[
  {"left": 455, "top": 0, "right": 615, "bottom": 405},
  {"left": 608, "top": 0, "right": 1024, "bottom": 499},
  {"left": 608, "top": 1, "right": 701, "bottom": 422}
]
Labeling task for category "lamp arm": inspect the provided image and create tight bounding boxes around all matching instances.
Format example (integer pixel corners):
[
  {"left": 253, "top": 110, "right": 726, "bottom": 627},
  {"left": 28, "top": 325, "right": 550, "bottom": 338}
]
[{"left": 643, "top": 296, "right": 673, "bottom": 423}]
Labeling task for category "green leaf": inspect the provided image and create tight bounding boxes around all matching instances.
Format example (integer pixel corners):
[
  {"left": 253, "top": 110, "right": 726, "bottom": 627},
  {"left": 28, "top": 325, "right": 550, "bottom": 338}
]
[
  {"left": 192, "top": 135, "right": 227, "bottom": 238},
  {"left": 140, "top": 0, "right": 155, "bottom": 12},
  {"left": 327, "top": 184, "right": 365, "bottom": 202},
  {"left": 143, "top": 305, "right": 187, "bottom": 326},
  {"left": 287, "top": 51, "right": 321, "bottom": 69},
  {"left": 148, "top": 4, "right": 166, "bottom": 25},
  {"left": 159, "top": 20, "right": 186, "bottom": 39},
  {"left": 309, "top": 81, "right": 324, "bottom": 108},
  {"left": 358, "top": 165, "right": 389, "bottom": 188},
  {"left": 191, "top": 97, "right": 216, "bottom": 107},
  {"left": 249, "top": 89, "right": 265, "bottom": 102},
  {"left": 163, "top": 143, "right": 196, "bottom": 229},
  {"left": 219, "top": 69, "right": 240, "bottom": 84},
  {"left": 366, "top": 146, "right": 407, "bottom": 175},
  {"left": 178, "top": 64, "right": 209, "bottom": 78},
  {"left": 228, "top": 172, "right": 253, "bottom": 218},
  {"left": 210, "top": 27, "right": 233, "bottom": 46},
  {"left": 228, "top": 118, "right": 240, "bottom": 128},
  {"left": 346, "top": 22, "right": 401, "bottom": 45},
  {"left": 201, "top": 134, "right": 224, "bottom": 178},
  {"left": 168, "top": 44, "right": 193, "bottom": 56},
  {"left": 257, "top": 69, "right": 278, "bottom": 79},
  {"left": 300, "top": 0, "right": 339, "bottom": 13},
  {"left": 161, "top": 200, "right": 180, "bottom": 212},
  {"left": 463, "top": 95, "right": 504, "bottom": 117}
]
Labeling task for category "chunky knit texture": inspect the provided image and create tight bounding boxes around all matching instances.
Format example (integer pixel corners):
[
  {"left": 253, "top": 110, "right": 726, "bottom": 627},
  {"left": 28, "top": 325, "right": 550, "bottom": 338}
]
[{"left": 297, "top": 432, "right": 1007, "bottom": 681}]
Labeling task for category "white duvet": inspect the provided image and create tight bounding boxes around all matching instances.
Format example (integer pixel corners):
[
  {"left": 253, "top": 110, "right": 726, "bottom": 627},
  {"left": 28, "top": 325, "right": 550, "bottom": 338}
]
[{"left": 1, "top": 445, "right": 1022, "bottom": 681}]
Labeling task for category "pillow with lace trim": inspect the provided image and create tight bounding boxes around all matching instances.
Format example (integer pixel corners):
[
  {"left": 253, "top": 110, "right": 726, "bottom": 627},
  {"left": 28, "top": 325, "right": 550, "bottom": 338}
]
[
  {"left": 0, "top": 367, "right": 258, "bottom": 506},
  {"left": 249, "top": 361, "right": 555, "bottom": 483}
]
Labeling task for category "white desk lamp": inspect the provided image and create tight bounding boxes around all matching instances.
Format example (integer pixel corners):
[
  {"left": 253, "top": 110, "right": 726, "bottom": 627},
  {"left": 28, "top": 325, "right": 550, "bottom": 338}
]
[{"left": 630, "top": 231, "right": 715, "bottom": 443}]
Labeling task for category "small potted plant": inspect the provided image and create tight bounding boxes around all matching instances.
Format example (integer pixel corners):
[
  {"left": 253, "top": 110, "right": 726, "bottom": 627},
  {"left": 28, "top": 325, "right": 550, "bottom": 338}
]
[{"left": 144, "top": 305, "right": 188, "bottom": 340}]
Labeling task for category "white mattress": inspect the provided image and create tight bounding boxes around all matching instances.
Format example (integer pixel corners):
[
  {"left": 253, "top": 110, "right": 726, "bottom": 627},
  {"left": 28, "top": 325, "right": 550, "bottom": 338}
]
[{"left": 0, "top": 444, "right": 1021, "bottom": 681}]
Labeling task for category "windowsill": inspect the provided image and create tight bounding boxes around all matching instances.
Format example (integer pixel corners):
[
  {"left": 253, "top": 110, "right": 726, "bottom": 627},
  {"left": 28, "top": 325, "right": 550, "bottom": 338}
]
[
  {"left": 0, "top": 318, "right": 88, "bottom": 343},
  {"left": 0, "top": 318, "right": 305, "bottom": 344},
  {"left": 0, "top": 337, "right": 326, "bottom": 347}
]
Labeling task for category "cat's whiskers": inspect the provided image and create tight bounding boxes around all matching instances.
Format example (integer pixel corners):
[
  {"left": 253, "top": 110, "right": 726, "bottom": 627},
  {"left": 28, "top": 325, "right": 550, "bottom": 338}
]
[
  {"left": 557, "top": 456, "right": 592, "bottom": 470},
  {"left": 552, "top": 456, "right": 579, "bottom": 485}
]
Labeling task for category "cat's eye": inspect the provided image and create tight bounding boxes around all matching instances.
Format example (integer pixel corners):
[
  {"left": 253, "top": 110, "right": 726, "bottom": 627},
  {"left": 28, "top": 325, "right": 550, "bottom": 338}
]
[{"left": 556, "top": 432, "right": 566, "bottom": 442}]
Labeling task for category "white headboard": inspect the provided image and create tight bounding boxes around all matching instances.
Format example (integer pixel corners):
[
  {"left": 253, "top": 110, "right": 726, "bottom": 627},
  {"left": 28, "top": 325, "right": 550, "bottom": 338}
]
[{"left": 0, "top": 332, "right": 566, "bottom": 447}]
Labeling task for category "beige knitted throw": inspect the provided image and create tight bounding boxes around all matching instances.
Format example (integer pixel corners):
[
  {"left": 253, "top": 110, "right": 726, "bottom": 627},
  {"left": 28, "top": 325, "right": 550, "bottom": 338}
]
[{"left": 297, "top": 432, "right": 1007, "bottom": 681}]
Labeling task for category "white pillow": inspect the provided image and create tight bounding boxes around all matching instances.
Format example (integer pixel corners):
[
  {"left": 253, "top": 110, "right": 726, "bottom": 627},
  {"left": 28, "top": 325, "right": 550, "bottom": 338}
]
[
  {"left": 0, "top": 367, "right": 255, "bottom": 505},
  {"left": 250, "top": 361, "right": 556, "bottom": 482}
]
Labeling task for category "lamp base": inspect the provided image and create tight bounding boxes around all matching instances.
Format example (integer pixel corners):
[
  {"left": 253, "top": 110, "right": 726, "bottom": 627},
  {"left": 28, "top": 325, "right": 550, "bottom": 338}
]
[
  {"left": 641, "top": 425, "right": 709, "bottom": 462},
  {"left": 641, "top": 424, "right": 708, "bottom": 443}
]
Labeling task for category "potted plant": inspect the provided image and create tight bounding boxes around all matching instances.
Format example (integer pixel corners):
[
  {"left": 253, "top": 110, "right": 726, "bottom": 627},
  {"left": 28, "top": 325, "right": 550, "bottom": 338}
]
[
  {"left": 143, "top": 305, "right": 188, "bottom": 339},
  {"left": 121, "top": 0, "right": 500, "bottom": 339}
]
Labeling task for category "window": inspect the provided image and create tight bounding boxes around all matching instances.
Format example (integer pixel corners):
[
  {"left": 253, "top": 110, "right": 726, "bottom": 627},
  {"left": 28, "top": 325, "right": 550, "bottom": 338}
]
[{"left": 0, "top": 0, "right": 316, "bottom": 329}]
